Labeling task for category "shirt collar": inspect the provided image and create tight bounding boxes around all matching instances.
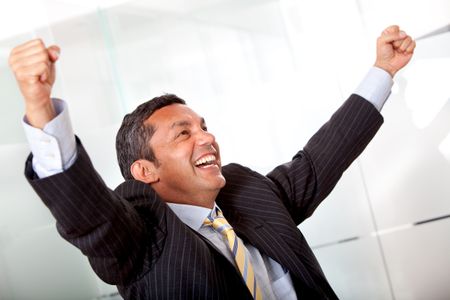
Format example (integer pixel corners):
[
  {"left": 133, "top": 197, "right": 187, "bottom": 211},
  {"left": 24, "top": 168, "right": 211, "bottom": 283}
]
[{"left": 167, "top": 202, "right": 219, "bottom": 231}]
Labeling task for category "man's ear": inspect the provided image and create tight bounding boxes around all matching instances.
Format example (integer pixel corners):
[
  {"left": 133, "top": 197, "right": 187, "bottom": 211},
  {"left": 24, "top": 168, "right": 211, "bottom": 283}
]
[{"left": 130, "top": 159, "right": 159, "bottom": 184}]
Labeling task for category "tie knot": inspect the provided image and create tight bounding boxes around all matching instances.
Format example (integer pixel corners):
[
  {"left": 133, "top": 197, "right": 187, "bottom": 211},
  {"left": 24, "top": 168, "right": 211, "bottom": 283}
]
[{"left": 204, "top": 210, "right": 234, "bottom": 235}]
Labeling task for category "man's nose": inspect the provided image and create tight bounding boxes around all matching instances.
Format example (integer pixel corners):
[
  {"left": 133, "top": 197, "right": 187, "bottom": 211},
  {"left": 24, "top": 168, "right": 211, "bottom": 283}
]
[{"left": 196, "top": 130, "right": 215, "bottom": 146}]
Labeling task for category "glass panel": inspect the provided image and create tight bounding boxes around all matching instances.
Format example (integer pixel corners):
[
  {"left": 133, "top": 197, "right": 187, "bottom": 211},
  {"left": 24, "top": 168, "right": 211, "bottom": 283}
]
[
  {"left": 300, "top": 163, "right": 377, "bottom": 246},
  {"left": 380, "top": 219, "right": 450, "bottom": 299},
  {"left": 2, "top": 226, "right": 99, "bottom": 300},
  {"left": 101, "top": 0, "right": 362, "bottom": 175},
  {"left": 313, "top": 237, "right": 393, "bottom": 300},
  {"left": 2, "top": 0, "right": 449, "bottom": 299}
]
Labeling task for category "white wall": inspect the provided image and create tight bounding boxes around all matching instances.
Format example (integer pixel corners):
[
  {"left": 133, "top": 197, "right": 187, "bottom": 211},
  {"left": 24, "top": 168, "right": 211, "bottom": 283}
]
[{"left": 0, "top": 0, "right": 449, "bottom": 299}]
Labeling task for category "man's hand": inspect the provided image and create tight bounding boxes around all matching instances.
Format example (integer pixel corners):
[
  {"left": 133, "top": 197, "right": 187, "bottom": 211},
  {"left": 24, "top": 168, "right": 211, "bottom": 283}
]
[
  {"left": 9, "top": 39, "right": 60, "bottom": 129},
  {"left": 374, "top": 25, "right": 416, "bottom": 77}
]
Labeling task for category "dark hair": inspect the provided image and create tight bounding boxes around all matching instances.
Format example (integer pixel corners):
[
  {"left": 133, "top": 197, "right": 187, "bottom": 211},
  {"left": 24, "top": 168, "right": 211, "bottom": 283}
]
[{"left": 116, "top": 93, "right": 186, "bottom": 179}]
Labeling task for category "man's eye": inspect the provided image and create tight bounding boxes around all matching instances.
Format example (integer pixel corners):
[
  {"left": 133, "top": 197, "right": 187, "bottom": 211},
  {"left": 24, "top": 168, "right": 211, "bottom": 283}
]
[
  {"left": 178, "top": 130, "right": 190, "bottom": 137},
  {"left": 202, "top": 126, "right": 208, "bottom": 132}
]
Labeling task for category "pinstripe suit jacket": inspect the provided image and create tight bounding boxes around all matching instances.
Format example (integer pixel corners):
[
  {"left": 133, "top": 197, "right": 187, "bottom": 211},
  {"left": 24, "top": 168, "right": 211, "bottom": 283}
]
[{"left": 25, "top": 94, "right": 383, "bottom": 299}]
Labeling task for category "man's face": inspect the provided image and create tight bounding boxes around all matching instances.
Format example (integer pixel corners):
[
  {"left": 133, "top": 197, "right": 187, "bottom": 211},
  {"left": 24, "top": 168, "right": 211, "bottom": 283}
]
[{"left": 146, "top": 104, "right": 226, "bottom": 207}]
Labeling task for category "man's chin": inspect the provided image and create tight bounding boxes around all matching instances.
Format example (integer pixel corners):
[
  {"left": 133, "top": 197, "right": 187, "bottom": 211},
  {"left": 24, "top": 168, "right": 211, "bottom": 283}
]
[
  {"left": 218, "top": 177, "right": 226, "bottom": 189},
  {"left": 208, "top": 175, "right": 226, "bottom": 190}
]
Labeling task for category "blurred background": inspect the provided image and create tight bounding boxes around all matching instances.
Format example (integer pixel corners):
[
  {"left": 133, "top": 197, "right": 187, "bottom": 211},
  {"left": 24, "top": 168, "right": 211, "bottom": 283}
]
[{"left": 1, "top": 0, "right": 449, "bottom": 299}]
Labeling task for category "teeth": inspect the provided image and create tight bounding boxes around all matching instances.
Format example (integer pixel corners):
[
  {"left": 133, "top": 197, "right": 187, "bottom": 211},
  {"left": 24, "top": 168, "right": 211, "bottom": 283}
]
[{"left": 195, "top": 155, "right": 216, "bottom": 166}]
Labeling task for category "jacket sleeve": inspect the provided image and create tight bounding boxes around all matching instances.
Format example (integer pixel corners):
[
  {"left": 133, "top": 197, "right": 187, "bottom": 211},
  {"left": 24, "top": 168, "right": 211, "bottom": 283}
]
[
  {"left": 266, "top": 94, "right": 383, "bottom": 224},
  {"left": 25, "top": 137, "right": 165, "bottom": 285}
]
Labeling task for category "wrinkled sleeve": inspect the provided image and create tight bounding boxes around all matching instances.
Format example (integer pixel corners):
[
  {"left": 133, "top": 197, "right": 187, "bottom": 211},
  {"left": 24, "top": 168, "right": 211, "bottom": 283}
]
[{"left": 25, "top": 138, "right": 165, "bottom": 285}]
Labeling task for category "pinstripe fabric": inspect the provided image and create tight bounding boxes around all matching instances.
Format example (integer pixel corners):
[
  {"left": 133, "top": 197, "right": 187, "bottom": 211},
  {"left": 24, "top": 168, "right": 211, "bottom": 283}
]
[
  {"left": 204, "top": 209, "right": 262, "bottom": 300},
  {"left": 25, "top": 95, "right": 383, "bottom": 299}
]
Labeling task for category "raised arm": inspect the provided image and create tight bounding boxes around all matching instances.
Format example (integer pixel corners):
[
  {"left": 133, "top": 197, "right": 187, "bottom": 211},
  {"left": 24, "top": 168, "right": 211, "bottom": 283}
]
[
  {"left": 267, "top": 25, "right": 416, "bottom": 224},
  {"left": 8, "top": 40, "right": 162, "bottom": 285}
]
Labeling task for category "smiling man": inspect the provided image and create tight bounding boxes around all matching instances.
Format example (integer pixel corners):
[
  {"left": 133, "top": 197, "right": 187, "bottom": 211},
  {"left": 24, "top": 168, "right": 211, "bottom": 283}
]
[
  {"left": 10, "top": 25, "right": 415, "bottom": 299},
  {"left": 123, "top": 101, "right": 226, "bottom": 207}
]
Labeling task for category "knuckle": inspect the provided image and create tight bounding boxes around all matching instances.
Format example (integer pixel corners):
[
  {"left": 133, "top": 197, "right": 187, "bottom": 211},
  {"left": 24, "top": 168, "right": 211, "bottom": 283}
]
[
  {"left": 384, "top": 25, "right": 398, "bottom": 33},
  {"left": 28, "top": 40, "right": 45, "bottom": 52},
  {"left": 9, "top": 49, "right": 20, "bottom": 62},
  {"left": 36, "top": 43, "right": 46, "bottom": 52},
  {"left": 32, "top": 38, "right": 44, "bottom": 46}
]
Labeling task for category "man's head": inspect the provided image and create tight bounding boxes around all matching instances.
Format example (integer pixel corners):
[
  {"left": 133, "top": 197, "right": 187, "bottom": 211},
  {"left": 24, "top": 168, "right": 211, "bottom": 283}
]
[
  {"left": 116, "top": 94, "right": 185, "bottom": 180},
  {"left": 116, "top": 94, "right": 225, "bottom": 207}
]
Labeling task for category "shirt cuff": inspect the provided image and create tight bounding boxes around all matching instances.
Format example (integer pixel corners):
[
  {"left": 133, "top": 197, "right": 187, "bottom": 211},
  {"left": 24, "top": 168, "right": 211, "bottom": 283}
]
[
  {"left": 22, "top": 98, "right": 77, "bottom": 178},
  {"left": 354, "top": 66, "right": 394, "bottom": 111}
]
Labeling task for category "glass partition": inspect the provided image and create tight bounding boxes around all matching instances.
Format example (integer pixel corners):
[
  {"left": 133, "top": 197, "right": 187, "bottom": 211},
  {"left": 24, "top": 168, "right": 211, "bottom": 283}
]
[{"left": 1, "top": 0, "right": 449, "bottom": 299}]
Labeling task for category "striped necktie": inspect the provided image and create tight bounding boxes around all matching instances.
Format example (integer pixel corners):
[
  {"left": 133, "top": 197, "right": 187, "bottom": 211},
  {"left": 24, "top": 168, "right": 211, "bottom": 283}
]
[{"left": 204, "top": 209, "right": 262, "bottom": 300}]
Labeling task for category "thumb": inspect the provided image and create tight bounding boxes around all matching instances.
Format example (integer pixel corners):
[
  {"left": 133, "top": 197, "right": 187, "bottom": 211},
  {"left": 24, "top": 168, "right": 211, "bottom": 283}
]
[
  {"left": 39, "top": 45, "right": 59, "bottom": 83},
  {"left": 47, "top": 45, "right": 60, "bottom": 63}
]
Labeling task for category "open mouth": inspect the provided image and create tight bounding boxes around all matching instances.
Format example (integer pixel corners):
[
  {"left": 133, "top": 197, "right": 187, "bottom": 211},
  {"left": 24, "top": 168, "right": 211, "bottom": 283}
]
[{"left": 194, "top": 154, "right": 218, "bottom": 168}]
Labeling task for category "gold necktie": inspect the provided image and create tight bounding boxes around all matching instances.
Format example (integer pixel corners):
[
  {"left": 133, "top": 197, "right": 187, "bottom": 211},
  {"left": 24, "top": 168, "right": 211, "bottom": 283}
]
[{"left": 204, "top": 209, "right": 262, "bottom": 300}]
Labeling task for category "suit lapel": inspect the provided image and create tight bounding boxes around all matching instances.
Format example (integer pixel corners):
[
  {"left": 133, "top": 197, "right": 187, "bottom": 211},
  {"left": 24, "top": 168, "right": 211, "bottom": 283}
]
[
  {"left": 222, "top": 207, "right": 324, "bottom": 294},
  {"left": 224, "top": 210, "right": 299, "bottom": 276}
]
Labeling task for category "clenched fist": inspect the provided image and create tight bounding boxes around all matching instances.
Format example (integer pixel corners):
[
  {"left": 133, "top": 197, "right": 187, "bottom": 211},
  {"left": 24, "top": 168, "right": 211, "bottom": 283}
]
[
  {"left": 9, "top": 39, "right": 60, "bottom": 128},
  {"left": 374, "top": 25, "right": 416, "bottom": 77}
]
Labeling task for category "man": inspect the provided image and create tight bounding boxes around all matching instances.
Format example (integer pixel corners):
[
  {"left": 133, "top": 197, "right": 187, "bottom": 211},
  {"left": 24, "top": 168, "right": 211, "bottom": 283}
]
[{"left": 9, "top": 25, "right": 415, "bottom": 299}]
